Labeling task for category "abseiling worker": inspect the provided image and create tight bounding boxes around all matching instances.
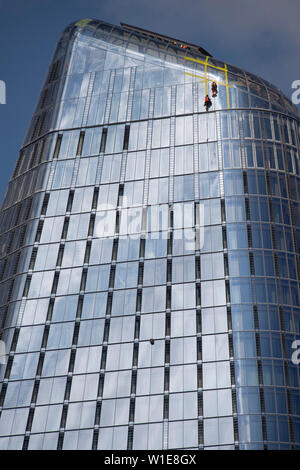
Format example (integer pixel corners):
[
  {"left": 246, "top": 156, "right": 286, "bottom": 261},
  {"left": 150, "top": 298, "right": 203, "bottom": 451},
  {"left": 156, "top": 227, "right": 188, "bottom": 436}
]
[
  {"left": 211, "top": 81, "right": 218, "bottom": 97},
  {"left": 204, "top": 94, "right": 212, "bottom": 111}
]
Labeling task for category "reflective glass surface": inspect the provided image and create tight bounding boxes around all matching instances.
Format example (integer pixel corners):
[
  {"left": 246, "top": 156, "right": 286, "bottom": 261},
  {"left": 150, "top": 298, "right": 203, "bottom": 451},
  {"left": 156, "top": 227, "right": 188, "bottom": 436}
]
[{"left": 0, "top": 18, "right": 299, "bottom": 450}]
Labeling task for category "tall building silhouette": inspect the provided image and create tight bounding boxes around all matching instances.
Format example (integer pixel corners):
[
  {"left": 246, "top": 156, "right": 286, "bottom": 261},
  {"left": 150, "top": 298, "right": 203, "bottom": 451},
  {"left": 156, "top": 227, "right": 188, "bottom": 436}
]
[{"left": 0, "top": 18, "right": 300, "bottom": 450}]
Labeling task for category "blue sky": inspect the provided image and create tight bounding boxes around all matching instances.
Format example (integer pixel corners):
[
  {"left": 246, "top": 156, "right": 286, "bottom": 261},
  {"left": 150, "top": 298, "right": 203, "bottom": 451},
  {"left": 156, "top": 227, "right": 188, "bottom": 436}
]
[{"left": 0, "top": 0, "right": 299, "bottom": 202}]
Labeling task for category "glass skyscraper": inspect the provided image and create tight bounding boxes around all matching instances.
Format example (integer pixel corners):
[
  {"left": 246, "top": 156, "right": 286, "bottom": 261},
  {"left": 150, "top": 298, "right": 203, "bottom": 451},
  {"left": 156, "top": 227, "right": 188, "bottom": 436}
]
[{"left": 0, "top": 18, "right": 300, "bottom": 450}]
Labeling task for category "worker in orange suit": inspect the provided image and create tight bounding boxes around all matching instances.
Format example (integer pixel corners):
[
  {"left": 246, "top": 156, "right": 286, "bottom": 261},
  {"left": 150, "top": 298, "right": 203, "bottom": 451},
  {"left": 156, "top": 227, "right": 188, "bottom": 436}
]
[
  {"left": 204, "top": 94, "right": 212, "bottom": 111},
  {"left": 211, "top": 81, "right": 218, "bottom": 97}
]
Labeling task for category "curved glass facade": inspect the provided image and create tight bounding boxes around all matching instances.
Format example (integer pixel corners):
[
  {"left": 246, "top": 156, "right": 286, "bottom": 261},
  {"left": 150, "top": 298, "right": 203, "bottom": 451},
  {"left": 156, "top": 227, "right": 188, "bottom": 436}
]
[{"left": 0, "top": 18, "right": 299, "bottom": 450}]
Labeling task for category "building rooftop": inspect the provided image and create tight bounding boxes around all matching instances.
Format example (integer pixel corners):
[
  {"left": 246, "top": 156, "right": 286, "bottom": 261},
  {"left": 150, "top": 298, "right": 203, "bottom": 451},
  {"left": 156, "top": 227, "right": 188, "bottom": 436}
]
[{"left": 120, "top": 22, "right": 212, "bottom": 57}]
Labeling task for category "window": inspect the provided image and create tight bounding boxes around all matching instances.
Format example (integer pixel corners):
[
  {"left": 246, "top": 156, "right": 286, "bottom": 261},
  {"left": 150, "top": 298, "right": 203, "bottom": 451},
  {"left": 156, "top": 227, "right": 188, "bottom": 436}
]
[
  {"left": 174, "top": 146, "right": 193, "bottom": 175},
  {"left": 175, "top": 116, "right": 193, "bottom": 146},
  {"left": 171, "top": 283, "right": 195, "bottom": 310},
  {"left": 172, "top": 256, "right": 195, "bottom": 283},
  {"left": 134, "top": 395, "right": 163, "bottom": 423},
  {"left": 204, "top": 417, "right": 234, "bottom": 447},
  {"left": 174, "top": 175, "right": 194, "bottom": 202},
  {"left": 199, "top": 172, "right": 220, "bottom": 198},
  {"left": 114, "top": 262, "right": 138, "bottom": 289},
  {"left": 125, "top": 151, "right": 146, "bottom": 180},
  {"left": 199, "top": 142, "right": 218, "bottom": 172},
  {"left": 202, "top": 334, "right": 229, "bottom": 362},
  {"left": 150, "top": 148, "right": 169, "bottom": 178},
  {"left": 203, "top": 389, "right": 233, "bottom": 417},
  {"left": 170, "top": 337, "right": 197, "bottom": 364},
  {"left": 143, "top": 259, "right": 166, "bottom": 286},
  {"left": 201, "top": 280, "right": 226, "bottom": 307}
]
